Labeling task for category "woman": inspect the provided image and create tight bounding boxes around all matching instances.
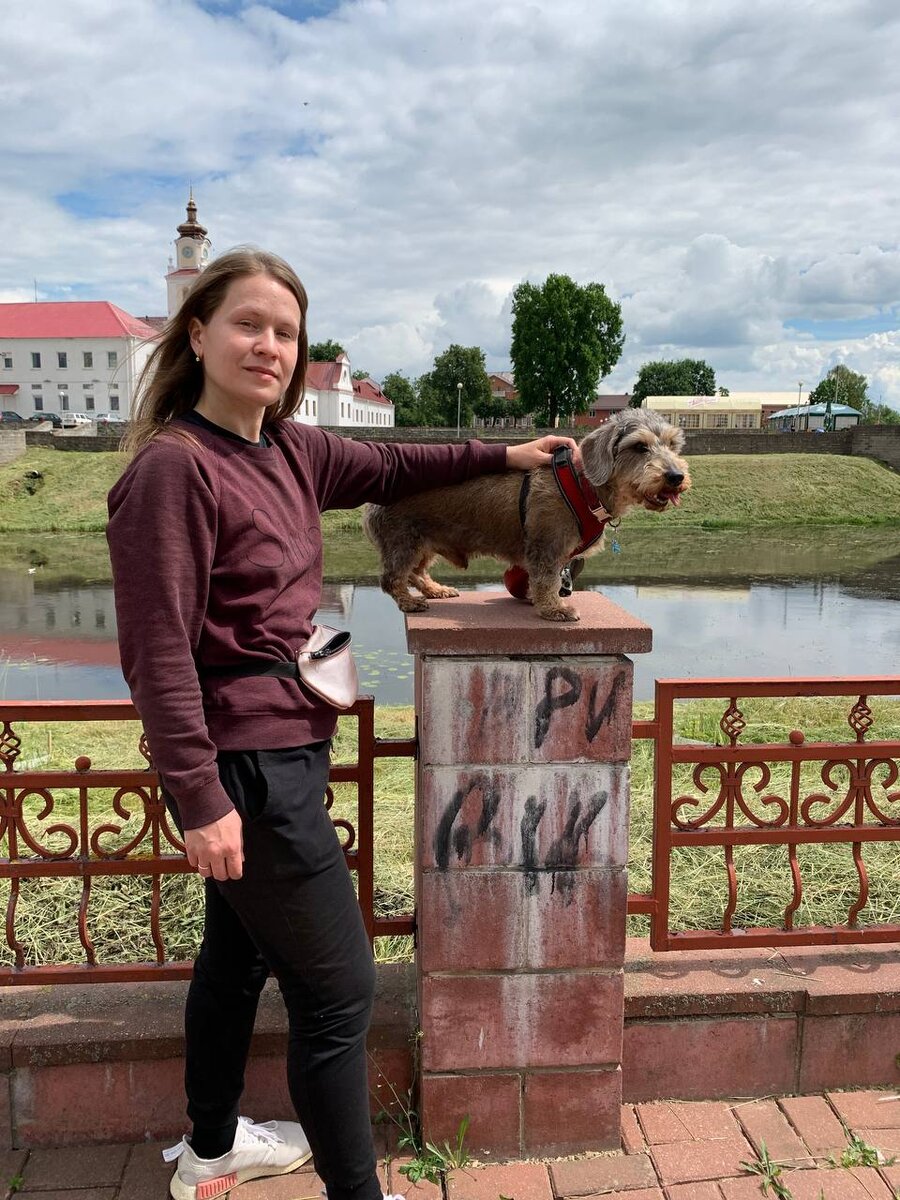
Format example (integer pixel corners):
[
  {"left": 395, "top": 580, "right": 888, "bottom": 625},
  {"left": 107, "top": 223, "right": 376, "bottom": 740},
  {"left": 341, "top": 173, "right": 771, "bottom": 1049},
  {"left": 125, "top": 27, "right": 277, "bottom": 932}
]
[{"left": 107, "top": 247, "right": 577, "bottom": 1200}]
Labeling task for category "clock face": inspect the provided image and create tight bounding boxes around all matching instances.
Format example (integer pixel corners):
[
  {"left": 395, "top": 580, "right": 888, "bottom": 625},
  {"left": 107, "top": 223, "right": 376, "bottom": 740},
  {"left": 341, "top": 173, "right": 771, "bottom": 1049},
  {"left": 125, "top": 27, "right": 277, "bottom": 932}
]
[{"left": 182, "top": 246, "right": 194, "bottom": 259}]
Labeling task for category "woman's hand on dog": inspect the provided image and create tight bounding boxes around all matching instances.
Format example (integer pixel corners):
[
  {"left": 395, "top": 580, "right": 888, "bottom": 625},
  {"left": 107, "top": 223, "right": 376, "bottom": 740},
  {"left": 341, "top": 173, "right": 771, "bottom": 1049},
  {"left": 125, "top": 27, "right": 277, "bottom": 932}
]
[{"left": 506, "top": 435, "right": 582, "bottom": 471}]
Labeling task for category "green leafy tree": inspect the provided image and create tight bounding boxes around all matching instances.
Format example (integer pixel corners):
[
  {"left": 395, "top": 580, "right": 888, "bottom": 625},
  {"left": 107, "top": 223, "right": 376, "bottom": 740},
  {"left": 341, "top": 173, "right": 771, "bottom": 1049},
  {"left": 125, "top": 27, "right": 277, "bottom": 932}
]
[
  {"left": 630, "top": 359, "right": 717, "bottom": 407},
  {"left": 863, "top": 401, "right": 900, "bottom": 425},
  {"left": 352, "top": 369, "right": 369, "bottom": 381},
  {"left": 382, "top": 371, "right": 434, "bottom": 427},
  {"left": 510, "top": 275, "right": 624, "bottom": 426},
  {"left": 809, "top": 364, "right": 868, "bottom": 413},
  {"left": 308, "top": 339, "right": 346, "bottom": 362},
  {"left": 418, "top": 345, "right": 491, "bottom": 428}
]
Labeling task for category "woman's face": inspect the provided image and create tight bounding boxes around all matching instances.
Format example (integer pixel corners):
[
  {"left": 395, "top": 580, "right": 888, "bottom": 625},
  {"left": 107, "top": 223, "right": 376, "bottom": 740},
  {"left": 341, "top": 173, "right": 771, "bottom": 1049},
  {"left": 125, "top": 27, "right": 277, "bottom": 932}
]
[{"left": 189, "top": 273, "right": 302, "bottom": 414}]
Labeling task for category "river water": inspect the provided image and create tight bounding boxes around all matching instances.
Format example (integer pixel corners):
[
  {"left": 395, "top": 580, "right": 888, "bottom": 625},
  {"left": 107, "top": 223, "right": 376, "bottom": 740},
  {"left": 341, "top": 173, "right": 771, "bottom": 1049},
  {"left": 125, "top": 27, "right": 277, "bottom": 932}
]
[{"left": 1, "top": 528, "right": 898, "bottom": 704}]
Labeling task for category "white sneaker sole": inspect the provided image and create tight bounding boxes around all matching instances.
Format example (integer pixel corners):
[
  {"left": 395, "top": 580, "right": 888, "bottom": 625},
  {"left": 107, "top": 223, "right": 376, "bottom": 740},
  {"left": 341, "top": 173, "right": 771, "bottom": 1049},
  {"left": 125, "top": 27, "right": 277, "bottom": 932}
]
[{"left": 169, "top": 1149, "right": 313, "bottom": 1200}]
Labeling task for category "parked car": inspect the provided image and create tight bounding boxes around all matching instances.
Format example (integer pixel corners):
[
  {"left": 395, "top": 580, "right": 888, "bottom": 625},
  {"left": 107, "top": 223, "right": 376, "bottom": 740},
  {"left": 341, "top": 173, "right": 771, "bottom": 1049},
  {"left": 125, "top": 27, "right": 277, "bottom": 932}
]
[
  {"left": 95, "top": 412, "right": 127, "bottom": 428},
  {"left": 31, "top": 412, "right": 63, "bottom": 428},
  {"left": 0, "top": 410, "right": 27, "bottom": 424},
  {"left": 60, "top": 412, "right": 92, "bottom": 428}
]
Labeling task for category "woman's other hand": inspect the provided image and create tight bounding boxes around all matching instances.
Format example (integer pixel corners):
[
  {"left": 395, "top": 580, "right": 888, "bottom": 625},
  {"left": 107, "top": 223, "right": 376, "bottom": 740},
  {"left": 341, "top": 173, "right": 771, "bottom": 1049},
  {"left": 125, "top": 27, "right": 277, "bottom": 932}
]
[
  {"left": 506, "top": 435, "right": 582, "bottom": 471},
  {"left": 185, "top": 809, "right": 245, "bottom": 881}
]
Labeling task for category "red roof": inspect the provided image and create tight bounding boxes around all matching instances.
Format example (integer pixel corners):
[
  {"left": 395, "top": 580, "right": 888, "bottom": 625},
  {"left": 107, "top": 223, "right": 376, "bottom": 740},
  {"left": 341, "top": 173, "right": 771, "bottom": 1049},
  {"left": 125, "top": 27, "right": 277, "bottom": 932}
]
[
  {"left": 352, "top": 377, "right": 393, "bottom": 407},
  {"left": 0, "top": 302, "right": 159, "bottom": 340},
  {"left": 306, "top": 361, "right": 345, "bottom": 391},
  {"left": 0, "top": 384, "right": 19, "bottom": 395}
]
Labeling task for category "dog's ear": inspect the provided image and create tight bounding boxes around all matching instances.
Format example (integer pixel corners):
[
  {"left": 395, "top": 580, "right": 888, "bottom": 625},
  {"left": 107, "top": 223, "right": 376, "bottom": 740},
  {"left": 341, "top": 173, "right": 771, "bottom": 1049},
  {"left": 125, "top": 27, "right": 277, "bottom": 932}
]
[{"left": 580, "top": 420, "right": 619, "bottom": 486}]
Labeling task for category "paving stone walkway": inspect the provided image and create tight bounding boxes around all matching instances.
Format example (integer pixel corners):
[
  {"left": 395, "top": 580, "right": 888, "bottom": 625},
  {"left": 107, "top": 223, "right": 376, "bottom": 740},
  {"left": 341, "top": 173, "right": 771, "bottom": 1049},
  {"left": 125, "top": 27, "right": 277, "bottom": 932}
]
[{"left": 3, "top": 1090, "right": 900, "bottom": 1199}]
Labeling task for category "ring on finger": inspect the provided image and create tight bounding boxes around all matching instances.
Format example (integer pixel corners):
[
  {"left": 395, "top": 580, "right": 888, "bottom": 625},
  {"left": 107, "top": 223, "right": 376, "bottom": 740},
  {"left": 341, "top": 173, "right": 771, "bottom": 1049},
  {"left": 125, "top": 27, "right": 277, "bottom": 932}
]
[{"left": 198, "top": 865, "right": 212, "bottom": 875}]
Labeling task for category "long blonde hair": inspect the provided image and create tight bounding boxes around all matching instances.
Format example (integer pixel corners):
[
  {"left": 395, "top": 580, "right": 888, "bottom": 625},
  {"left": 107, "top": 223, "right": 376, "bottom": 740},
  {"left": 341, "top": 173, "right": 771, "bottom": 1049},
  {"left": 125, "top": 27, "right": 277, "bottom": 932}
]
[{"left": 123, "top": 247, "right": 309, "bottom": 453}]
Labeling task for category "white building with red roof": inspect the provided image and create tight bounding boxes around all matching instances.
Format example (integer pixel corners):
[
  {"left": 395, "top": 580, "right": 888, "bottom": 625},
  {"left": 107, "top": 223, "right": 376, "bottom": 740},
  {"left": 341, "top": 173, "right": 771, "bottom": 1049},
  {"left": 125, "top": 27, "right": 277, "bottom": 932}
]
[
  {"left": 0, "top": 301, "right": 158, "bottom": 419},
  {"left": 296, "top": 353, "right": 394, "bottom": 428}
]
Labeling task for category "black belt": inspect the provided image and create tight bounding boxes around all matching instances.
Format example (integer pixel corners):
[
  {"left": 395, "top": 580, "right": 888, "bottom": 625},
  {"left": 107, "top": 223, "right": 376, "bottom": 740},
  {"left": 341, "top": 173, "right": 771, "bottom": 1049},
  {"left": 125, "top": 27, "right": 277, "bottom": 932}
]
[{"left": 202, "top": 659, "right": 298, "bottom": 681}]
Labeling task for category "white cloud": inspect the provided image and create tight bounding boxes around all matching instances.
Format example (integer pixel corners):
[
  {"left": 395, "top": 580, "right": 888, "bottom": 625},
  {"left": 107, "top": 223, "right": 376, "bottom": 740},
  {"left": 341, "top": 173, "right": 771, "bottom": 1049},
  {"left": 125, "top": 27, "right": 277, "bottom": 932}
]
[{"left": 2, "top": 0, "right": 900, "bottom": 408}]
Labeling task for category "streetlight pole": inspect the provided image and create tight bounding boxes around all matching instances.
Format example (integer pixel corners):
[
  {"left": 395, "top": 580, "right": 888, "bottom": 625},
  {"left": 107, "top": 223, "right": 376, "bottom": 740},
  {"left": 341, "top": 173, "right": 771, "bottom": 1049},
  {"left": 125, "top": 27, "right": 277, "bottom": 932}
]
[
  {"left": 456, "top": 382, "right": 462, "bottom": 439},
  {"left": 797, "top": 381, "right": 803, "bottom": 432}
]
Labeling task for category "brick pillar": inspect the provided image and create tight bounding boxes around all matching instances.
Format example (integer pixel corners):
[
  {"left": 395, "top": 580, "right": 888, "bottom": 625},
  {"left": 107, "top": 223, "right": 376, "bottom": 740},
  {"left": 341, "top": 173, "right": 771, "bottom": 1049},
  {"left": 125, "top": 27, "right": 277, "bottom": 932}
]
[{"left": 407, "top": 591, "right": 651, "bottom": 1159}]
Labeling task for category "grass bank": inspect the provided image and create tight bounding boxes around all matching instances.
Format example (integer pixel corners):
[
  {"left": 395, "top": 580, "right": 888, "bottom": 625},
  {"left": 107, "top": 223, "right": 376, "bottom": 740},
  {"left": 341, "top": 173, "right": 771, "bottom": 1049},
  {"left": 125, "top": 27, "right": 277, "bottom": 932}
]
[
  {"left": 1, "top": 449, "right": 900, "bottom": 534},
  {"left": 4, "top": 697, "right": 898, "bottom": 969}
]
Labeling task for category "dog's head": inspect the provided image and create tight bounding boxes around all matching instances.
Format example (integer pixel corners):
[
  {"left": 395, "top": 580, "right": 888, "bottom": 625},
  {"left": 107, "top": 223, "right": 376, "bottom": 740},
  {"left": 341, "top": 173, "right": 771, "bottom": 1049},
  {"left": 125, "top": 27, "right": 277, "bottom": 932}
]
[{"left": 579, "top": 407, "right": 691, "bottom": 516}]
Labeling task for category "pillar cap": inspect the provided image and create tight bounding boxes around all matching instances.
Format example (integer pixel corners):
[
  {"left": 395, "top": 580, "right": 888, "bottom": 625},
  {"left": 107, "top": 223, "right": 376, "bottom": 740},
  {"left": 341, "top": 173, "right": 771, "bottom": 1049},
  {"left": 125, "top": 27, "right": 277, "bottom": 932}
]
[{"left": 405, "top": 589, "right": 651, "bottom": 657}]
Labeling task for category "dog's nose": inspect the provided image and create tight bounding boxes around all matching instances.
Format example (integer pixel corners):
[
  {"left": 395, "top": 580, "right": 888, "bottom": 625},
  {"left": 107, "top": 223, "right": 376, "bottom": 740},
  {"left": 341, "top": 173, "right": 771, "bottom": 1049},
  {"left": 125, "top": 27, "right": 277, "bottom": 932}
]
[{"left": 665, "top": 470, "right": 684, "bottom": 487}]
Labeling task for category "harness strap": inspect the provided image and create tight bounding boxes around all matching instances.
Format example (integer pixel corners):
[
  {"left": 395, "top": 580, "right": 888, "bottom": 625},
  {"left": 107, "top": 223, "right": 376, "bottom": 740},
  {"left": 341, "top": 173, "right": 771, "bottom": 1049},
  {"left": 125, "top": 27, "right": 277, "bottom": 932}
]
[
  {"left": 518, "top": 472, "right": 531, "bottom": 528},
  {"left": 551, "top": 446, "right": 610, "bottom": 557}
]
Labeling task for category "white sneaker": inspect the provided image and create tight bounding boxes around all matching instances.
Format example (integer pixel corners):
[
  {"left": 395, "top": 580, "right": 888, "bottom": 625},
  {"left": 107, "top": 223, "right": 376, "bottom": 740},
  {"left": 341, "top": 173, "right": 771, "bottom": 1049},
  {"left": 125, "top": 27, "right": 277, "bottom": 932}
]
[{"left": 163, "top": 1115, "right": 313, "bottom": 1200}]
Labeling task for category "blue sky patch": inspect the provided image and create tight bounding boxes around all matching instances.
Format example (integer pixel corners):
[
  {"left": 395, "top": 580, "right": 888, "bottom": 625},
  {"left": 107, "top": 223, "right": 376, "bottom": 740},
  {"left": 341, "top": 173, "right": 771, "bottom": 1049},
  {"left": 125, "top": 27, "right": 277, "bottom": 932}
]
[
  {"left": 786, "top": 312, "right": 900, "bottom": 341},
  {"left": 57, "top": 173, "right": 195, "bottom": 221},
  {"left": 195, "top": 0, "right": 344, "bottom": 17}
]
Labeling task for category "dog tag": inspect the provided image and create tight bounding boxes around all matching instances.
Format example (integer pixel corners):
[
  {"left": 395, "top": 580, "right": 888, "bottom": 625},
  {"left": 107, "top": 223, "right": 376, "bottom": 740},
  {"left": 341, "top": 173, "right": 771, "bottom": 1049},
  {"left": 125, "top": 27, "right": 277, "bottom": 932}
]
[{"left": 611, "top": 538, "right": 621, "bottom": 554}]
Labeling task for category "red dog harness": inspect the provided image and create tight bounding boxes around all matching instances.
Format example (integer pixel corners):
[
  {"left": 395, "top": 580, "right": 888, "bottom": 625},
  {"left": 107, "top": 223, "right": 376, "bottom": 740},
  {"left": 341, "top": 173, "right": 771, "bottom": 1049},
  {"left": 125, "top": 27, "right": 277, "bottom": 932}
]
[{"left": 504, "top": 447, "right": 612, "bottom": 599}]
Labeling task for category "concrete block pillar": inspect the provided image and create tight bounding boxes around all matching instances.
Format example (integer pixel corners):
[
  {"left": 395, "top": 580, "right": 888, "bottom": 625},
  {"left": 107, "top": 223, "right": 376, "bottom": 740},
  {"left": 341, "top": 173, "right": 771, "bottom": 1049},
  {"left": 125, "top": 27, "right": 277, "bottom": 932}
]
[{"left": 407, "top": 591, "right": 652, "bottom": 1159}]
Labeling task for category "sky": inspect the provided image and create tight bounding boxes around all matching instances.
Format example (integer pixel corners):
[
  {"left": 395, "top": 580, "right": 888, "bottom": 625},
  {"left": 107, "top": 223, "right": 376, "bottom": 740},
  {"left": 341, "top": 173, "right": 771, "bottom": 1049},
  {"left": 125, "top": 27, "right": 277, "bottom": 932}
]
[{"left": 3, "top": 0, "right": 900, "bottom": 408}]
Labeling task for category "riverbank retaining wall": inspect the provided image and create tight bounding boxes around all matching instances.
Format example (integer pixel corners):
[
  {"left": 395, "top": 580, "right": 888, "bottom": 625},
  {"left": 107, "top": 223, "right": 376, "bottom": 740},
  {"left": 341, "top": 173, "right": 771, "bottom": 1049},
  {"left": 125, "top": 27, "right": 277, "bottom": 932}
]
[{"left": 21, "top": 423, "right": 900, "bottom": 471}]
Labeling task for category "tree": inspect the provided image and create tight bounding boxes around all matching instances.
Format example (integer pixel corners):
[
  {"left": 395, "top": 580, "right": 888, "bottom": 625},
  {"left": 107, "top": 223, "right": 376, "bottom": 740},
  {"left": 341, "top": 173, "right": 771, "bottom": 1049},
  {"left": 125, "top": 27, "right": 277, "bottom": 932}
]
[
  {"left": 809, "top": 364, "right": 868, "bottom": 413},
  {"left": 418, "top": 344, "right": 491, "bottom": 428},
  {"left": 382, "top": 371, "right": 434, "bottom": 427},
  {"left": 863, "top": 401, "right": 900, "bottom": 425},
  {"left": 630, "top": 359, "right": 717, "bottom": 408},
  {"left": 352, "top": 369, "right": 369, "bottom": 381},
  {"left": 308, "top": 340, "right": 345, "bottom": 362},
  {"left": 510, "top": 274, "right": 624, "bottom": 426}
]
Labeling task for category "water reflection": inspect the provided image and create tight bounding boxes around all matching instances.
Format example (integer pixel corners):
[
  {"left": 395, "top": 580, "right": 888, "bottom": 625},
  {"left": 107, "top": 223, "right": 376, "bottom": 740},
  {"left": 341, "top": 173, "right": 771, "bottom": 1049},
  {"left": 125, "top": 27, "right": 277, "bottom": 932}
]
[{"left": 1, "top": 569, "right": 897, "bottom": 704}]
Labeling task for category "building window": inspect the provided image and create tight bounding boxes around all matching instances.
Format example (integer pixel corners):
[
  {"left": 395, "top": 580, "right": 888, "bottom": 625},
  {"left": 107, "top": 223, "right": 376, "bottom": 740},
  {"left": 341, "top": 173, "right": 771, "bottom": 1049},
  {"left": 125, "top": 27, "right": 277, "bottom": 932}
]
[
  {"left": 714, "top": 414, "right": 729, "bottom": 428},
  {"left": 31, "top": 383, "right": 42, "bottom": 392},
  {"left": 679, "top": 413, "right": 701, "bottom": 429},
  {"left": 735, "top": 413, "right": 757, "bottom": 429},
  {"left": 83, "top": 351, "right": 93, "bottom": 368},
  {"left": 2, "top": 354, "right": 11, "bottom": 369},
  {"left": 312, "top": 400, "right": 316, "bottom": 416},
  {"left": 85, "top": 395, "right": 95, "bottom": 411},
  {"left": 107, "top": 350, "right": 118, "bottom": 369},
  {"left": 110, "top": 394, "right": 120, "bottom": 411},
  {"left": 60, "top": 394, "right": 69, "bottom": 411},
  {"left": 33, "top": 395, "right": 43, "bottom": 411},
  {"left": 31, "top": 352, "right": 41, "bottom": 368},
  {"left": 58, "top": 351, "right": 68, "bottom": 368}
]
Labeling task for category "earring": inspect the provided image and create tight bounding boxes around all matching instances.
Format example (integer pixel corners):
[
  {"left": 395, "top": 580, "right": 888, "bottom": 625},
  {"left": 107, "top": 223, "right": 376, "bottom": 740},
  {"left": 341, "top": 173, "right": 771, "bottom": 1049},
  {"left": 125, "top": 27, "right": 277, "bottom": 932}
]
[{"left": 195, "top": 355, "right": 201, "bottom": 363}]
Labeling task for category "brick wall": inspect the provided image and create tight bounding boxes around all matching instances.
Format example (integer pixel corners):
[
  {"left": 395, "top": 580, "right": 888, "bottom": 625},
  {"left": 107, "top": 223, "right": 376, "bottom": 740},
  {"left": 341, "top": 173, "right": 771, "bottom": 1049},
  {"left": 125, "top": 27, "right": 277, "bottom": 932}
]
[
  {"left": 851, "top": 424, "right": 900, "bottom": 471},
  {"left": 0, "top": 430, "right": 27, "bottom": 465},
  {"left": 20, "top": 422, "right": 900, "bottom": 471}
]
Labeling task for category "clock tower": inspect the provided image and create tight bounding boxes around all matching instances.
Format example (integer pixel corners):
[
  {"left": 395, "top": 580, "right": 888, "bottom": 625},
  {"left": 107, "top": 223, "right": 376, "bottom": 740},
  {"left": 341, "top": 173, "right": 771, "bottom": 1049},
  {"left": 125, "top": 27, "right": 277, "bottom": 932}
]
[{"left": 166, "top": 192, "right": 212, "bottom": 317}]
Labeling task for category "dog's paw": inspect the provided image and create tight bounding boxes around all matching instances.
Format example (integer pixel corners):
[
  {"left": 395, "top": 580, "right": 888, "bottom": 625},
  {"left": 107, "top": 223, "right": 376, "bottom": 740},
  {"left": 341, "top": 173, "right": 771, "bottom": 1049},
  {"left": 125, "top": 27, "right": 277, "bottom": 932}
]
[
  {"left": 396, "top": 596, "right": 429, "bottom": 613},
  {"left": 430, "top": 585, "right": 459, "bottom": 599},
  {"left": 538, "top": 603, "right": 580, "bottom": 622}
]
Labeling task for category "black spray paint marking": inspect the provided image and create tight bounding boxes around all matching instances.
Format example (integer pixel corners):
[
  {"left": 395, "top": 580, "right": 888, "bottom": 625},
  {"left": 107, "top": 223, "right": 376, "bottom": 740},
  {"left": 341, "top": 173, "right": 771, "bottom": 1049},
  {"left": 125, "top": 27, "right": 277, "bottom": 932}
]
[
  {"left": 534, "top": 666, "right": 627, "bottom": 749},
  {"left": 533, "top": 666, "right": 581, "bottom": 749},
  {"left": 434, "top": 775, "right": 502, "bottom": 870},
  {"left": 544, "top": 789, "right": 609, "bottom": 873},
  {"left": 520, "top": 795, "right": 548, "bottom": 895},
  {"left": 585, "top": 671, "right": 627, "bottom": 742}
]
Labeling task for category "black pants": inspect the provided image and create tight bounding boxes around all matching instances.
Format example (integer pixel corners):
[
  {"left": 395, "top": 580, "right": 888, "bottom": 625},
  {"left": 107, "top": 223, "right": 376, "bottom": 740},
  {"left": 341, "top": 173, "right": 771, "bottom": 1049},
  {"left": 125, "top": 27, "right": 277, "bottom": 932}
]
[{"left": 170, "top": 742, "right": 379, "bottom": 1200}]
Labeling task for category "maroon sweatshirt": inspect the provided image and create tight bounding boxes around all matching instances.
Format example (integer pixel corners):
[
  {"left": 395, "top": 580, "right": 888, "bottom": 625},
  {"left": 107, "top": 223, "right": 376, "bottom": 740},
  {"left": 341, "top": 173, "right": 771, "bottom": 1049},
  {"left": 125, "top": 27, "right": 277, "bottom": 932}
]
[{"left": 107, "top": 416, "right": 507, "bottom": 829}]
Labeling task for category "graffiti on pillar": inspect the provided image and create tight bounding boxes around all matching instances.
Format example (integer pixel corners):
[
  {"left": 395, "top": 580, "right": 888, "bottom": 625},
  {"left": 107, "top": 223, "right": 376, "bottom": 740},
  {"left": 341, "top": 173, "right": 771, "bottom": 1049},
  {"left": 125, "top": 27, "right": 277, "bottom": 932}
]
[
  {"left": 435, "top": 775, "right": 609, "bottom": 898},
  {"left": 534, "top": 666, "right": 627, "bottom": 749},
  {"left": 521, "top": 788, "right": 608, "bottom": 899},
  {"left": 434, "top": 773, "right": 502, "bottom": 869}
]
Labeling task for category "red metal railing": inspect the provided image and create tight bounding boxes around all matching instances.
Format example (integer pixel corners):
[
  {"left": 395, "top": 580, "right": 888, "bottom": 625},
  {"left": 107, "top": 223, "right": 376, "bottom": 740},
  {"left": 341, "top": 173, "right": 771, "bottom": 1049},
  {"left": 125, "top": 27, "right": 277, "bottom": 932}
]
[
  {"left": 627, "top": 677, "right": 900, "bottom": 950},
  {"left": 0, "top": 698, "right": 415, "bottom": 985}
]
